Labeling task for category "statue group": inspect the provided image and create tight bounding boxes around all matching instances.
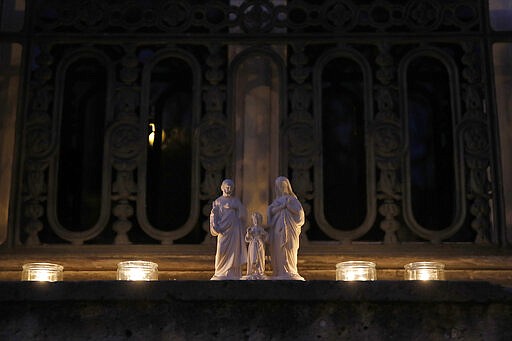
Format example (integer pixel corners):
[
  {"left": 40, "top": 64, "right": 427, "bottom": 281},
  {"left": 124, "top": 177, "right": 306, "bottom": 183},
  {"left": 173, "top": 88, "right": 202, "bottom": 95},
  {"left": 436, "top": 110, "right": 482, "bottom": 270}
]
[{"left": 210, "top": 177, "right": 305, "bottom": 281}]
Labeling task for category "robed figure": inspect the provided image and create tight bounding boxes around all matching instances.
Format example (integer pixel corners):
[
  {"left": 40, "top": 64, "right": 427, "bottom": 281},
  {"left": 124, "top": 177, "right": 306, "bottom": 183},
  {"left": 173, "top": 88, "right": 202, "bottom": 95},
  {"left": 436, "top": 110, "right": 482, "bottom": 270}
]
[
  {"left": 267, "top": 176, "right": 305, "bottom": 280},
  {"left": 210, "top": 179, "right": 247, "bottom": 280},
  {"left": 244, "top": 212, "right": 269, "bottom": 280}
]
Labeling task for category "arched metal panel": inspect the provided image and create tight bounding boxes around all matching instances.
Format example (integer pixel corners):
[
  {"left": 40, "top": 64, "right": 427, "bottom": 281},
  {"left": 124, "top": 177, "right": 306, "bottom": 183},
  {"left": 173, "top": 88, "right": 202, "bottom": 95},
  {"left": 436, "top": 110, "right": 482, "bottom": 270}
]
[
  {"left": 138, "top": 48, "right": 201, "bottom": 244},
  {"left": 400, "top": 47, "right": 465, "bottom": 243},
  {"left": 47, "top": 48, "right": 113, "bottom": 244},
  {"left": 313, "top": 47, "right": 376, "bottom": 243}
]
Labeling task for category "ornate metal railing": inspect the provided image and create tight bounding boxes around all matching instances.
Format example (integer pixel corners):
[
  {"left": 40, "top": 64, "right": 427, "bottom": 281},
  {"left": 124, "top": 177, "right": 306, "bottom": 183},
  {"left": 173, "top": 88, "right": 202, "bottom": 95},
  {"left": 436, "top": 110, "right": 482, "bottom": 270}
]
[{"left": 12, "top": 0, "right": 500, "bottom": 246}]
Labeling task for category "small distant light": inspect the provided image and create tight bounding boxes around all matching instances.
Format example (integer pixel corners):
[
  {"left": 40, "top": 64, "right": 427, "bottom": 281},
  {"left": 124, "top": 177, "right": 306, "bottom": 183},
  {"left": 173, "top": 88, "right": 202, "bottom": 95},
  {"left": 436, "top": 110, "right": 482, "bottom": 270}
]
[
  {"left": 148, "top": 123, "right": 166, "bottom": 147},
  {"left": 404, "top": 262, "right": 445, "bottom": 281},
  {"left": 117, "top": 260, "right": 158, "bottom": 281},
  {"left": 22, "top": 263, "right": 63, "bottom": 282},
  {"left": 336, "top": 261, "right": 377, "bottom": 281}
]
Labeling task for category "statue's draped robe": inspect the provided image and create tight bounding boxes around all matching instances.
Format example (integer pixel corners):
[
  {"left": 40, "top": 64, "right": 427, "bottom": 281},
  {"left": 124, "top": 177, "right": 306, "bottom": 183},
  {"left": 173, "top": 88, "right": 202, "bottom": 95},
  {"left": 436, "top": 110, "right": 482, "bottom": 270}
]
[
  {"left": 268, "top": 195, "right": 305, "bottom": 280},
  {"left": 210, "top": 196, "right": 247, "bottom": 280},
  {"left": 245, "top": 226, "right": 268, "bottom": 277}
]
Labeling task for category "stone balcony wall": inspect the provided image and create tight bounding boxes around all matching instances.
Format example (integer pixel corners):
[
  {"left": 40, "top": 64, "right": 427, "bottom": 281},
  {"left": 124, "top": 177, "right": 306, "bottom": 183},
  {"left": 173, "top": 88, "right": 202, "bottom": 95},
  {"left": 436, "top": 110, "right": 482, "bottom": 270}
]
[{"left": 0, "top": 280, "right": 511, "bottom": 340}]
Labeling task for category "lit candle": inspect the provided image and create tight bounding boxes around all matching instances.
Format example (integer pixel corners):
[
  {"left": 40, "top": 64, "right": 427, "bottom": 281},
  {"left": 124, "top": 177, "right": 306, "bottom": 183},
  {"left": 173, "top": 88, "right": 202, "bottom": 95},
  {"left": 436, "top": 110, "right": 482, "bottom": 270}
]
[
  {"left": 404, "top": 262, "right": 445, "bottom": 281},
  {"left": 22, "top": 263, "right": 64, "bottom": 282},
  {"left": 117, "top": 260, "right": 158, "bottom": 281},
  {"left": 336, "top": 261, "right": 377, "bottom": 281}
]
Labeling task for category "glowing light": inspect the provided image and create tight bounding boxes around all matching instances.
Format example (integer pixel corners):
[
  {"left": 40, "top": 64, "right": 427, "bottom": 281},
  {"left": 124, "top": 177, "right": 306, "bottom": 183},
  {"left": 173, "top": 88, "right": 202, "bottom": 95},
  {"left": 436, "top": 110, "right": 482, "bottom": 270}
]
[
  {"left": 117, "top": 260, "right": 158, "bottom": 281},
  {"left": 336, "top": 261, "right": 376, "bottom": 281},
  {"left": 22, "top": 263, "right": 63, "bottom": 282},
  {"left": 404, "top": 262, "right": 445, "bottom": 281},
  {"left": 148, "top": 123, "right": 166, "bottom": 147}
]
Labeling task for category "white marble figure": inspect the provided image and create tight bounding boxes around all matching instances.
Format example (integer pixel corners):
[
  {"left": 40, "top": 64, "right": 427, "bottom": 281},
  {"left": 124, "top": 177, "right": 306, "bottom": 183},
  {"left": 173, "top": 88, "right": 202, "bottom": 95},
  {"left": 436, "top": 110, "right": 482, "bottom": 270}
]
[
  {"left": 244, "top": 212, "right": 269, "bottom": 280},
  {"left": 210, "top": 179, "right": 247, "bottom": 280},
  {"left": 267, "top": 176, "right": 305, "bottom": 280}
]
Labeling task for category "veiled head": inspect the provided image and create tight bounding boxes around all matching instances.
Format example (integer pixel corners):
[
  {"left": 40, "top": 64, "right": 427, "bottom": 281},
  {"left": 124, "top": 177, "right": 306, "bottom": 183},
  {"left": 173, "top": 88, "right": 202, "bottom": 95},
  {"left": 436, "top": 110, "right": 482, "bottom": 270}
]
[{"left": 274, "top": 176, "right": 297, "bottom": 198}]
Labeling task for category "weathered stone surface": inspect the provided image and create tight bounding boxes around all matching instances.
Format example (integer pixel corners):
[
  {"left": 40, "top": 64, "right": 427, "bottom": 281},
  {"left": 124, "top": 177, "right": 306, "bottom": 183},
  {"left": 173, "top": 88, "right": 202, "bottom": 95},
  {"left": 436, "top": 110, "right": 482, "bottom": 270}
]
[
  {"left": 2, "top": 244, "right": 512, "bottom": 284},
  {"left": 0, "top": 281, "right": 511, "bottom": 340}
]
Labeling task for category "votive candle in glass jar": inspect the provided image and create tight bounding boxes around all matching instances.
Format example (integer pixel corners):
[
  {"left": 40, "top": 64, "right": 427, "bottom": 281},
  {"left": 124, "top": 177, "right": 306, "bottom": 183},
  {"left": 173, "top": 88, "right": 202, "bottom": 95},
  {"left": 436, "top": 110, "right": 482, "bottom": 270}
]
[
  {"left": 404, "top": 261, "right": 445, "bottom": 280},
  {"left": 22, "top": 262, "right": 64, "bottom": 282},
  {"left": 336, "top": 261, "right": 377, "bottom": 281},
  {"left": 117, "top": 260, "right": 158, "bottom": 281}
]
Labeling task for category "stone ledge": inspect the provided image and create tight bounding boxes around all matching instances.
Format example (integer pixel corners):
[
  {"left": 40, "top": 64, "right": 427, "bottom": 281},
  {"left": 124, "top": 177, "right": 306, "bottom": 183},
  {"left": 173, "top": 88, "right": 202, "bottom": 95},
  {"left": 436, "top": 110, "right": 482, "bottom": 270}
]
[{"left": 1, "top": 244, "right": 512, "bottom": 284}]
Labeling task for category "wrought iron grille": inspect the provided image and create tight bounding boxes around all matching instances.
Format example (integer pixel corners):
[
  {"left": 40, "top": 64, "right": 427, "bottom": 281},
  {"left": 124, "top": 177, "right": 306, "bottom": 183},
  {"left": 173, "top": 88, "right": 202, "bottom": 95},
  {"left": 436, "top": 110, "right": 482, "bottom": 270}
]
[{"left": 9, "top": 0, "right": 501, "bottom": 246}]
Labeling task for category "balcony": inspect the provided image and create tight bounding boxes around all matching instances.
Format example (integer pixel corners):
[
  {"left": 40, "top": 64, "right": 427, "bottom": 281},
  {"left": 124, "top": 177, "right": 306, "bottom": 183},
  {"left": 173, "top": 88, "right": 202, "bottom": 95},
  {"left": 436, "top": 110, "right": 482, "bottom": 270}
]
[{"left": 0, "top": 279, "right": 511, "bottom": 339}]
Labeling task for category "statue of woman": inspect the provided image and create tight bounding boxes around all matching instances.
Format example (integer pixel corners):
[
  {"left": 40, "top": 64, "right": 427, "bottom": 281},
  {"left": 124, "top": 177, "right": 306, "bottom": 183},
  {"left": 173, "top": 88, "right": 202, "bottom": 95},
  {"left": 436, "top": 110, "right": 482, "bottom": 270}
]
[
  {"left": 210, "top": 179, "right": 247, "bottom": 280},
  {"left": 267, "top": 176, "right": 305, "bottom": 280},
  {"left": 244, "top": 212, "right": 268, "bottom": 280}
]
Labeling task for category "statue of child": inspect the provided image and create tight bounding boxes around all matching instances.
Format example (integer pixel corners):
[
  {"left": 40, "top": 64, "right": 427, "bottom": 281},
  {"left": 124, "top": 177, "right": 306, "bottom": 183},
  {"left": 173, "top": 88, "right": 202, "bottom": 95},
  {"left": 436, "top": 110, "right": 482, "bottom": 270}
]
[{"left": 244, "top": 212, "right": 269, "bottom": 280}]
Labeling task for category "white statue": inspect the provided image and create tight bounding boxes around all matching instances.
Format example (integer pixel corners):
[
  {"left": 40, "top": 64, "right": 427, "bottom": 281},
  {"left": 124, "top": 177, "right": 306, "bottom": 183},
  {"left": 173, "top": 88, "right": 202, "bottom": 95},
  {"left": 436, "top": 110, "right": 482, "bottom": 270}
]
[
  {"left": 210, "top": 179, "right": 247, "bottom": 280},
  {"left": 267, "top": 176, "right": 305, "bottom": 280},
  {"left": 243, "top": 212, "right": 269, "bottom": 280}
]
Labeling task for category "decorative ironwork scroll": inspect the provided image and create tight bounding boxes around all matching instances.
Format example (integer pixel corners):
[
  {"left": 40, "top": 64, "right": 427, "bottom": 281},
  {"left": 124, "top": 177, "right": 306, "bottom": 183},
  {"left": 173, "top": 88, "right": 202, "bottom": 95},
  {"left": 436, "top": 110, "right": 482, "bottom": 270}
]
[
  {"left": 460, "top": 41, "right": 491, "bottom": 244},
  {"left": 287, "top": 43, "right": 314, "bottom": 243},
  {"left": 33, "top": 0, "right": 480, "bottom": 34},
  {"left": 200, "top": 44, "right": 231, "bottom": 244},
  {"left": 374, "top": 43, "right": 402, "bottom": 244},
  {"left": 110, "top": 45, "right": 141, "bottom": 244},
  {"left": 22, "top": 45, "right": 54, "bottom": 245}
]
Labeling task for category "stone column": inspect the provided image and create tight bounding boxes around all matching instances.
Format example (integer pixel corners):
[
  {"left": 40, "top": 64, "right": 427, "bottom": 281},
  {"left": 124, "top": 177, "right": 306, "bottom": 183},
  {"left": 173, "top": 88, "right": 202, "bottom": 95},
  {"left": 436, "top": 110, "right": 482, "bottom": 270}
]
[{"left": 233, "top": 53, "right": 280, "bottom": 222}]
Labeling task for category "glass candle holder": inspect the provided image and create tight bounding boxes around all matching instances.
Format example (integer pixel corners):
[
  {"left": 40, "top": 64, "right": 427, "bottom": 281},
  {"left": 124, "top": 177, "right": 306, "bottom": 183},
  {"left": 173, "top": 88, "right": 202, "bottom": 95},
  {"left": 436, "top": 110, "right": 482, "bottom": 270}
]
[
  {"left": 404, "top": 261, "right": 445, "bottom": 280},
  {"left": 117, "top": 260, "right": 158, "bottom": 281},
  {"left": 22, "top": 262, "right": 64, "bottom": 282},
  {"left": 336, "top": 261, "right": 377, "bottom": 281}
]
